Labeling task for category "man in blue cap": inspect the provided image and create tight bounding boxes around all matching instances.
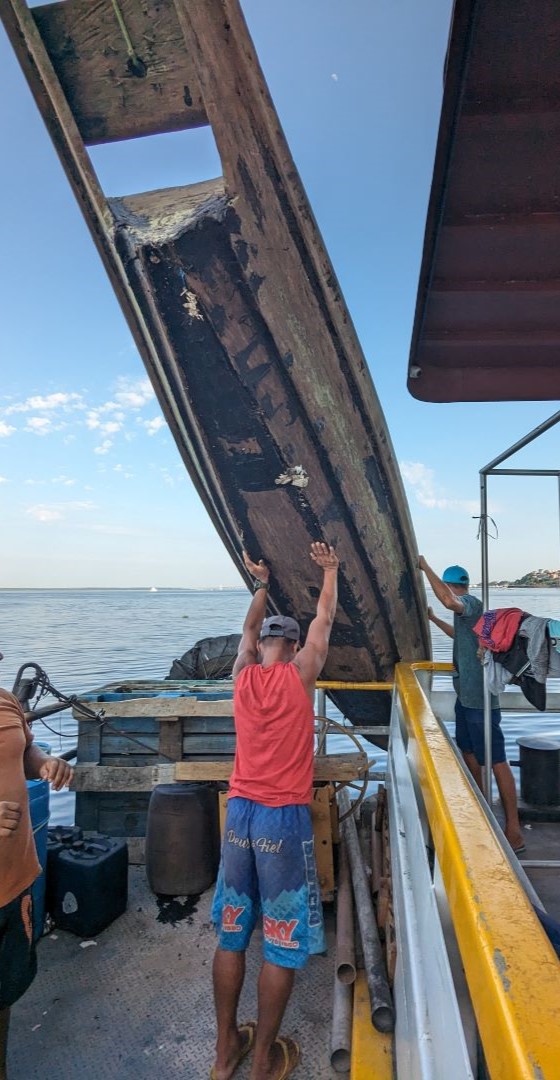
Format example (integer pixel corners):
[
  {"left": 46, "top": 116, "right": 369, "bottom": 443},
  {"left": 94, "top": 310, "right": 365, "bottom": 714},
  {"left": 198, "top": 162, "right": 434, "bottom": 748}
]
[{"left": 418, "top": 556, "right": 523, "bottom": 853}]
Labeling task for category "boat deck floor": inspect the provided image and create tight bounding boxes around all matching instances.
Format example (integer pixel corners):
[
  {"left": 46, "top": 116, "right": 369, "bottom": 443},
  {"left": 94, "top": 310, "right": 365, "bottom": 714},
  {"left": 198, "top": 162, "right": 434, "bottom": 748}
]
[
  {"left": 8, "top": 869, "right": 336, "bottom": 1079},
  {"left": 519, "top": 821, "right": 560, "bottom": 922}
]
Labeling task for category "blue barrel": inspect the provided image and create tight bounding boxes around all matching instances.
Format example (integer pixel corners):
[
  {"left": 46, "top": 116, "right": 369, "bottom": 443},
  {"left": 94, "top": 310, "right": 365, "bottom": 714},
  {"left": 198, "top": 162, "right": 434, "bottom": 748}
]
[{"left": 26, "top": 779, "right": 50, "bottom": 940}]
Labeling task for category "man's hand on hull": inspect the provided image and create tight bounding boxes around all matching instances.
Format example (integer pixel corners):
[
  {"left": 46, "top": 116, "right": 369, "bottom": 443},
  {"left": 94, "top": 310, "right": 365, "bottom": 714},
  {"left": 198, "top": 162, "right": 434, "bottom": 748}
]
[
  {"left": 242, "top": 551, "right": 270, "bottom": 584},
  {"left": 309, "top": 542, "right": 339, "bottom": 572}
]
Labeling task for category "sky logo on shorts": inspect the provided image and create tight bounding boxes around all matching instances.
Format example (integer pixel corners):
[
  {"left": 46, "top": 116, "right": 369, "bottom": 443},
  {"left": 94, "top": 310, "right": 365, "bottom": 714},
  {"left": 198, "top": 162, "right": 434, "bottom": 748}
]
[
  {"left": 263, "top": 915, "right": 299, "bottom": 949},
  {"left": 222, "top": 904, "right": 245, "bottom": 933}
]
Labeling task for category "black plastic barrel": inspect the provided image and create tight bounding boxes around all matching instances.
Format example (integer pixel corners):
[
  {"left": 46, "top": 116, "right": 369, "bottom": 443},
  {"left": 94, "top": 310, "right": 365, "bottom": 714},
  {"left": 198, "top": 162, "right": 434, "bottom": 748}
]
[
  {"left": 518, "top": 736, "right": 560, "bottom": 806},
  {"left": 146, "top": 782, "right": 220, "bottom": 896}
]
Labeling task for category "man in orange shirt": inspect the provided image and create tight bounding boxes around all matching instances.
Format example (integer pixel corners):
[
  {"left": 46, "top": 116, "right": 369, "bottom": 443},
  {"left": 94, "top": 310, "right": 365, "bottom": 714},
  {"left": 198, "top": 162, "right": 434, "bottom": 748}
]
[
  {"left": 211, "top": 542, "right": 338, "bottom": 1080},
  {"left": 0, "top": 688, "right": 73, "bottom": 1080}
]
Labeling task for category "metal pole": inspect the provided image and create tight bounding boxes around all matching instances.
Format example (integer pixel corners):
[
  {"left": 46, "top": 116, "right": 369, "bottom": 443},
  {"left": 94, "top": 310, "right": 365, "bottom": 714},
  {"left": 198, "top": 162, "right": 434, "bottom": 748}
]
[
  {"left": 335, "top": 839, "right": 356, "bottom": 984},
  {"left": 330, "top": 969, "right": 352, "bottom": 1073},
  {"left": 480, "top": 410, "right": 560, "bottom": 474},
  {"left": 558, "top": 476, "right": 560, "bottom": 582},
  {"left": 337, "top": 790, "right": 394, "bottom": 1033},
  {"left": 480, "top": 471, "right": 493, "bottom": 801},
  {"left": 316, "top": 687, "right": 327, "bottom": 755}
]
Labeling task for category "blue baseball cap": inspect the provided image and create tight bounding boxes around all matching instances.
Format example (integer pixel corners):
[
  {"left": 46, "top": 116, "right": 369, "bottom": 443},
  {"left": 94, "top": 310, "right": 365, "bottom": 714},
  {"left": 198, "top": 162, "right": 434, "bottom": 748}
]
[{"left": 442, "top": 565, "right": 469, "bottom": 585}]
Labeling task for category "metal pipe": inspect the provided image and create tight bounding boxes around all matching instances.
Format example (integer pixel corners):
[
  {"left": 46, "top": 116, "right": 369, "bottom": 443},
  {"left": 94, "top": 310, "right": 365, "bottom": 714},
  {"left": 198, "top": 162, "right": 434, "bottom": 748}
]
[
  {"left": 335, "top": 839, "right": 356, "bottom": 985},
  {"left": 330, "top": 967, "right": 352, "bottom": 1073},
  {"left": 558, "top": 476, "right": 560, "bottom": 579},
  {"left": 480, "top": 410, "right": 560, "bottom": 474},
  {"left": 59, "top": 746, "right": 78, "bottom": 762},
  {"left": 337, "top": 790, "right": 394, "bottom": 1033},
  {"left": 489, "top": 468, "right": 560, "bottom": 476},
  {"left": 479, "top": 470, "right": 493, "bottom": 801}
]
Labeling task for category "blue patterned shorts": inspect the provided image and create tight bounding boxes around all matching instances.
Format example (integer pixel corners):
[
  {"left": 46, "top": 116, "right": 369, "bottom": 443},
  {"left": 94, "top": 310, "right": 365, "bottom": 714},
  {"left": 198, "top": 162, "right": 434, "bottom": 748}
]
[{"left": 211, "top": 797, "right": 325, "bottom": 969}]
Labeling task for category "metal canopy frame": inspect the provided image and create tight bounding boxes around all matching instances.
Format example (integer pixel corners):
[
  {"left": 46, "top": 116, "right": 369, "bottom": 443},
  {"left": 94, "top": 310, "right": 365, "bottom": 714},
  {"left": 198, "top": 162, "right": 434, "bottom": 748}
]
[{"left": 479, "top": 409, "right": 560, "bottom": 798}]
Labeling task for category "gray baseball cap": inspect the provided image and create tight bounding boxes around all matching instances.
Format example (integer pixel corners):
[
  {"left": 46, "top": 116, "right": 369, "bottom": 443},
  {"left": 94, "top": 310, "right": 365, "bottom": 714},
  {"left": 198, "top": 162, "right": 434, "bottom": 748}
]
[{"left": 260, "top": 615, "right": 301, "bottom": 642}]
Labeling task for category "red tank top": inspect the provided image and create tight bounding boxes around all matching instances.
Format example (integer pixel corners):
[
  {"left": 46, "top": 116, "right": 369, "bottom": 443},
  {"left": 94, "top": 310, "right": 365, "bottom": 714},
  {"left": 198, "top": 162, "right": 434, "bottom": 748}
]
[{"left": 229, "top": 662, "right": 315, "bottom": 806}]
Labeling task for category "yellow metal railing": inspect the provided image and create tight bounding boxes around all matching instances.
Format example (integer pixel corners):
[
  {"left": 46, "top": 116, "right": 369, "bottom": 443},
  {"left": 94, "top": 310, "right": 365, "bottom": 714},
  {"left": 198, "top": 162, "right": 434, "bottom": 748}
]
[
  {"left": 398, "top": 661, "right": 560, "bottom": 1080},
  {"left": 316, "top": 680, "right": 393, "bottom": 691}
]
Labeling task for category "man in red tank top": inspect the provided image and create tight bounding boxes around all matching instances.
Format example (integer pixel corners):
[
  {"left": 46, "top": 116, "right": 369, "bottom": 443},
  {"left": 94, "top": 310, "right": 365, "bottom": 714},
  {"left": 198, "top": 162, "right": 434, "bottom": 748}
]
[{"left": 210, "top": 542, "right": 339, "bottom": 1080}]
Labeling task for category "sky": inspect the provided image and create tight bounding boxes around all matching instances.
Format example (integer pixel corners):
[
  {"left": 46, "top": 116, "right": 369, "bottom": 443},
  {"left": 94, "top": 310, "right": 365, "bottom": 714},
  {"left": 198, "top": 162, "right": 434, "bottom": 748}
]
[{"left": 0, "top": 0, "right": 559, "bottom": 588}]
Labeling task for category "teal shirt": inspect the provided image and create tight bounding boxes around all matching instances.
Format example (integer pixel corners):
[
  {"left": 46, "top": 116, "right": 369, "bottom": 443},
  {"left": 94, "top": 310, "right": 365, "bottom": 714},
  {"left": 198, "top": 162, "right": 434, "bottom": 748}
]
[{"left": 453, "top": 593, "right": 499, "bottom": 709}]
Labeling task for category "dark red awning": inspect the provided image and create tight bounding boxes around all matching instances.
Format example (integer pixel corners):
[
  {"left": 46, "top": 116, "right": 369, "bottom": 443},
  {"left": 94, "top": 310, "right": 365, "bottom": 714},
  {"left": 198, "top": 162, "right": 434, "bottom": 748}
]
[{"left": 408, "top": 0, "right": 560, "bottom": 402}]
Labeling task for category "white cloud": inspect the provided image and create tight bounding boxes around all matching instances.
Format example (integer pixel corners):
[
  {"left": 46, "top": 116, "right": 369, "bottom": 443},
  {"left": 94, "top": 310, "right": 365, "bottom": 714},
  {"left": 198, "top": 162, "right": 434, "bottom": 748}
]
[
  {"left": 331, "top": 73, "right": 339, "bottom": 82},
  {"left": 0, "top": 476, "right": 8, "bottom": 484},
  {"left": 94, "top": 439, "right": 113, "bottom": 456},
  {"left": 51, "top": 475, "right": 76, "bottom": 487},
  {"left": 113, "top": 376, "right": 155, "bottom": 410},
  {"left": 6, "top": 392, "right": 83, "bottom": 415},
  {"left": 26, "top": 505, "right": 62, "bottom": 523},
  {"left": 85, "top": 409, "right": 124, "bottom": 435},
  {"left": 138, "top": 416, "right": 166, "bottom": 436},
  {"left": 1, "top": 377, "right": 158, "bottom": 457},
  {"left": 25, "top": 499, "right": 95, "bottom": 524},
  {"left": 25, "top": 417, "right": 53, "bottom": 435},
  {"left": 400, "top": 461, "right": 478, "bottom": 515}
]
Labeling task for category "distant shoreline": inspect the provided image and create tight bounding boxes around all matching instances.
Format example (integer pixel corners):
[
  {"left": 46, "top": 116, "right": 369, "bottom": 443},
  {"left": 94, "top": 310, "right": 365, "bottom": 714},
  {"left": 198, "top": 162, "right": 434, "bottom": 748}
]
[{"left": 0, "top": 586, "right": 248, "bottom": 593}]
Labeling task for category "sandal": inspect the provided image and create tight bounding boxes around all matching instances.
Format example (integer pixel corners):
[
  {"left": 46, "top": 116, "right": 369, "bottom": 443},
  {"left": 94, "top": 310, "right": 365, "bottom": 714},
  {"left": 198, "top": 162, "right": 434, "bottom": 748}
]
[
  {"left": 271, "top": 1036, "right": 300, "bottom": 1079},
  {"left": 209, "top": 1021, "right": 257, "bottom": 1079}
]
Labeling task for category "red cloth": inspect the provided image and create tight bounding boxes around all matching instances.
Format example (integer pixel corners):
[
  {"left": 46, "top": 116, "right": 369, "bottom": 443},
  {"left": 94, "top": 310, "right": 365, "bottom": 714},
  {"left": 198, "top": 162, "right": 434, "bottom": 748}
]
[
  {"left": 229, "top": 662, "right": 314, "bottom": 806},
  {"left": 472, "top": 607, "right": 525, "bottom": 653}
]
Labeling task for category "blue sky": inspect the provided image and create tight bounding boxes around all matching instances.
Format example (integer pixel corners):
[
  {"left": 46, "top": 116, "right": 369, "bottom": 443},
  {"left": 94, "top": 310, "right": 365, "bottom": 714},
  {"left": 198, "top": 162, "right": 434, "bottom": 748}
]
[{"left": 0, "top": 0, "right": 558, "bottom": 588}]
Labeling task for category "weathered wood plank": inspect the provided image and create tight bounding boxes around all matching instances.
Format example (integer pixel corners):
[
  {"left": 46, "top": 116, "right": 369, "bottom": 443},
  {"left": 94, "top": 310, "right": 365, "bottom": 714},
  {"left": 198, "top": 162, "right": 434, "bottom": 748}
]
[
  {"left": 183, "top": 735, "right": 237, "bottom": 756},
  {"left": 177, "top": 753, "right": 368, "bottom": 782},
  {"left": 73, "top": 764, "right": 175, "bottom": 791},
  {"left": 33, "top": 0, "right": 207, "bottom": 144},
  {"left": 159, "top": 718, "right": 181, "bottom": 762},
  {"left": 77, "top": 696, "right": 234, "bottom": 718},
  {"left": 76, "top": 719, "right": 101, "bottom": 763},
  {"left": 97, "top": 800, "right": 150, "bottom": 838},
  {"left": 75, "top": 792, "right": 100, "bottom": 831},
  {"left": 310, "top": 786, "right": 335, "bottom": 901},
  {"left": 72, "top": 753, "right": 367, "bottom": 791}
]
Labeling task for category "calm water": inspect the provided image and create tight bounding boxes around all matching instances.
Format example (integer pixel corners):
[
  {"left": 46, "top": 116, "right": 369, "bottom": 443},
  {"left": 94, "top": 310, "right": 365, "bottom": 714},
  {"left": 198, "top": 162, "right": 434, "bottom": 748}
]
[{"left": 2, "top": 586, "right": 560, "bottom": 823}]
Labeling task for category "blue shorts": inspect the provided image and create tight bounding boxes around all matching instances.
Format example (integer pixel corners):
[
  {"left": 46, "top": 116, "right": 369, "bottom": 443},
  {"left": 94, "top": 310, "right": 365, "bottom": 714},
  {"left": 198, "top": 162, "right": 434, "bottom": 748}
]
[
  {"left": 454, "top": 699, "right": 506, "bottom": 766},
  {"left": 211, "top": 797, "right": 325, "bottom": 969}
]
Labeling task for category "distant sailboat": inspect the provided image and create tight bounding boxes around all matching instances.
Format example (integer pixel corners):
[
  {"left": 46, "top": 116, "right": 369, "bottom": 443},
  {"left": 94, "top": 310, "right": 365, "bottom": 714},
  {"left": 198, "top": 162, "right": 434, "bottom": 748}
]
[{"left": 149, "top": 587, "right": 158, "bottom": 592}]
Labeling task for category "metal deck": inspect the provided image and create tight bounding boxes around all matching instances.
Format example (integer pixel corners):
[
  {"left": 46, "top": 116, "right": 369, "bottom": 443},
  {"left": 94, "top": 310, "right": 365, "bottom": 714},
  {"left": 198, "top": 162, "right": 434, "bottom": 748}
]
[{"left": 8, "top": 869, "right": 336, "bottom": 1079}]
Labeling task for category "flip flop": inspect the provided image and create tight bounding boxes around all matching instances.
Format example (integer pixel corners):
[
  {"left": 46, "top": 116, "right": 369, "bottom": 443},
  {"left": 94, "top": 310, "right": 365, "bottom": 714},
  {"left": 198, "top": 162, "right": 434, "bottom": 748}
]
[
  {"left": 209, "top": 1021, "right": 257, "bottom": 1080},
  {"left": 513, "top": 844, "right": 526, "bottom": 856},
  {"left": 272, "top": 1036, "right": 301, "bottom": 1080}
]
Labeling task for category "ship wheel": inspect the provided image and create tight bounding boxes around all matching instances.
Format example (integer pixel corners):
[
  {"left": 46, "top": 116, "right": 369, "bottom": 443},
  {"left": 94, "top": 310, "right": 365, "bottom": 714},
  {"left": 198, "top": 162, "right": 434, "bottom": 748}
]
[{"left": 314, "top": 715, "right": 373, "bottom": 823}]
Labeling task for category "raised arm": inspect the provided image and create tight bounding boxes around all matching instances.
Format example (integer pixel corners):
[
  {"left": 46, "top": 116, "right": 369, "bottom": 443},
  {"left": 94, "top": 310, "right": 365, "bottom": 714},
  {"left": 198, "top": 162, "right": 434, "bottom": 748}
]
[
  {"left": 232, "top": 551, "right": 270, "bottom": 681},
  {"left": 418, "top": 556, "right": 464, "bottom": 614},
  {"left": 294, "top": 542, "right": 339, "bottom": 696},
  {"left": 428, "top": 606, "right": 454, "bottom": 640}
]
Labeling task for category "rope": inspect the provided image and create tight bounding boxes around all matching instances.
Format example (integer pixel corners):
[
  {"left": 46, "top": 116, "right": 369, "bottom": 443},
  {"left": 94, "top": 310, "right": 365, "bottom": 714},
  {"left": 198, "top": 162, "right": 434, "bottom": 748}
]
[{"left": 110, "top": 0, "right": 147, "bottom": 77}]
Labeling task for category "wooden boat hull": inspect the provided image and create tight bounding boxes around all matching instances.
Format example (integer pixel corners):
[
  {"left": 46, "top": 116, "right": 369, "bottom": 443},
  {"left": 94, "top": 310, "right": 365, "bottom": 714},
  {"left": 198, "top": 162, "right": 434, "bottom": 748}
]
[
  {"left": 1, "top": 0, "right": 430, "bottom": 732},
  {"left": 110, "top": 178, "right": 429, "bottom": 730}
]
